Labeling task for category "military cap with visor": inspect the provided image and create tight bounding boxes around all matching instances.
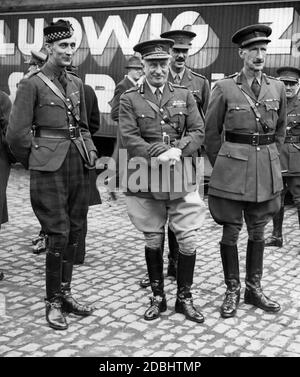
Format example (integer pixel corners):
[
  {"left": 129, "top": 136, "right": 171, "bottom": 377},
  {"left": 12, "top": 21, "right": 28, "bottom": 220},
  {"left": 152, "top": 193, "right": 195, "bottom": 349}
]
[
  {"left": 160, "top": 29, "right": 196, "bottom": 49},
  {"left": 277, "top": 66, "right": 300, "bottom": 83},
  {"left": 232, "top": 24, "right": 272, "bottom": 48},
  {"left": 133, "top": 38, "right": 174, "bottom": 60},
  {"left": 44, "top": 19, "right": 74, "bottom": 43}
]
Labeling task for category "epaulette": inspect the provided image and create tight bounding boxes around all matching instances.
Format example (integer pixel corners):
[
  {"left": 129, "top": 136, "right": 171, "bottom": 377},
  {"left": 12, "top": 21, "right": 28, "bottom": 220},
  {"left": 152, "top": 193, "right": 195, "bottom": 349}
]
[
  {"left": 24, "top": 67, "right": 40, "bottom": 79},
  {"left": 265, "top": 74, "right": 280, "bottom": 81},
  {"left": 190, "top": 70, "right": 207, "bottom": 80},
  {"left": 125, "top": 86, "right": 139, "bottom": 94},
  {"left": 67, "top": 71, "right": 79, "bottom": 78},
  {"left": 221, "top": 72, "right": 239, "bottom": 80}
]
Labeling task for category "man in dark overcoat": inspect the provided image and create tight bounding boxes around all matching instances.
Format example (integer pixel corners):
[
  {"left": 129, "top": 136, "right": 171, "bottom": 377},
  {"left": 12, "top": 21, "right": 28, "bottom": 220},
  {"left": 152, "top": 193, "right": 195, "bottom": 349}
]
[
  {"left": 265, "top": 67, "right": 300, "bottom": 248},
  {"left": 0, "top": 90, "right": 12, "bottom": 281},
  {"left": 7, "top": 20, "right": 98, "bottom": 330},
  {"left": 119, "top": 38, "right": 206, "bottom": 323},
  {"left": 205, "top": 24, "right": 287, "bottom": 318}
]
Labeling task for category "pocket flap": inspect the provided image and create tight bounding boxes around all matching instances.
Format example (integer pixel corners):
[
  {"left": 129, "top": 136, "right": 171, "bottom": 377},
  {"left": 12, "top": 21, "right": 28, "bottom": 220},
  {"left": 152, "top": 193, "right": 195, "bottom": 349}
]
[
  {"left": 33, "top": 138, "right": 60, "bottom": 151},
  {"left": 228, "top": 105, "right": 250, "bottom": 112},
  {"left": 167, "top": 107, "right": 188, "bottom": 117},
  {"left": 136, "top": 110, "right": 155, "bottom": 119},
  {"left": 218, "top": 144, "right": 249, "bottom": 161},
  {"left": 38, "top": 97, "right": 65, "bottom": 109}
]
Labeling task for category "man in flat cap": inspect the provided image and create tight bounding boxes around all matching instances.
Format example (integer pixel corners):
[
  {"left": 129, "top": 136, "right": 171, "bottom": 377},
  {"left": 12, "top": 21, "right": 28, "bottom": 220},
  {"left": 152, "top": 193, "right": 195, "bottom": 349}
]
[
  {"left": 110, "top": 55, "right": 144, "bottom": 122},
  {"left": 119, "top": 38, "right": 206, "bottom": 323},
  {"left": 24, "top": 50, "right": 47, "bottom": 79},
  {"left": 7, "top": 19, "right": 98, "bottom": 330},
  {"left": 265, "top": 66, "right": 300, "bottom": 248},
  {"left": 205, "top": 24, "right": 287, "bottom": 318}
]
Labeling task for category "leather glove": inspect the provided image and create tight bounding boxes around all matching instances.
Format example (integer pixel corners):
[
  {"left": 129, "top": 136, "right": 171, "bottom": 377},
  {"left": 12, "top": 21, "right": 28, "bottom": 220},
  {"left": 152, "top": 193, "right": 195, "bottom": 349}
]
[{"left": 148, "top": 142, "right": 170, "bottom": 157}]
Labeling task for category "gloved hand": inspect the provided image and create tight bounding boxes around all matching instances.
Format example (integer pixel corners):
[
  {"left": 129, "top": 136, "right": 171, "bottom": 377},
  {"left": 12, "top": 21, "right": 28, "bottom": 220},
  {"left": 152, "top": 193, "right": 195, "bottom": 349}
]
[
  {"left": 148, "top": 142, "right": 170, "bottom": 157},
  {"left": 156, "top": 147, "right": 182, "bottom": 165}
]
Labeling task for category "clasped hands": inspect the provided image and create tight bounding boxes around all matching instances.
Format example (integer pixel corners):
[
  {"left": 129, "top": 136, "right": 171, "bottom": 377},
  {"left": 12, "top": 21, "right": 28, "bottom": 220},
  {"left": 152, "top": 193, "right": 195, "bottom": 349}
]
[{"left": 156, "top": 147, "right": 182, "bottom": 165}]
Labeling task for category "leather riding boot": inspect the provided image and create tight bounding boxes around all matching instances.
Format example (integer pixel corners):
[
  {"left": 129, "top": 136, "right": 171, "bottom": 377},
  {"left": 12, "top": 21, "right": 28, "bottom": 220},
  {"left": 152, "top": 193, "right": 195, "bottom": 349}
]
[
  {"left": 139, "top": 234, "right": 165, "bottom": 289},
  {"left": 45, "top": 247, "right": 67, "bottom": 330},
  {"left": 144, "top": 246, "right": 167, "bottom": 320},
  {"left": 0, "top": 271, "right": 4, "bottom": 281},
  {"left": 244, "top": 239, "right": 281, "bottom": 312},
  {"left": 74, "top": 220, "right": 87, "bottom": 265},
  {"left": 45, "top": 295, "right": 68, "bottom": 330},
  {"left": 61, "top": 243, "right": 94, "bottom": 316},
  {"left": 167, "top": 227, "right": 179, "bottom": 279},
  {"left": 175, "top": 252, "right": 204, "bottom": 323},
  {"left": 265, "top": 207, "right": 284, "bottom": 247},
  {"left": 220, "top": 243, "right": 240, "bottom": 318}
]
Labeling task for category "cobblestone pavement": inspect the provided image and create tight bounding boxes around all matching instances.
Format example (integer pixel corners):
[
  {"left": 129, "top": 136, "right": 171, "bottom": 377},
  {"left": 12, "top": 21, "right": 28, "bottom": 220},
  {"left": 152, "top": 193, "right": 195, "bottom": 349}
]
[{"left": 0, "top": 165, "right": 300, "bottom": 358}]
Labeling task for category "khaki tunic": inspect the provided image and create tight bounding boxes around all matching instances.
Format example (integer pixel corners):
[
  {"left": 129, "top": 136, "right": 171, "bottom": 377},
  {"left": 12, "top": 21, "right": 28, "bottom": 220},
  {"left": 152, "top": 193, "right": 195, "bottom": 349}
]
[{"left": 205, "top": 71, "right": 287, "bottom": 203}]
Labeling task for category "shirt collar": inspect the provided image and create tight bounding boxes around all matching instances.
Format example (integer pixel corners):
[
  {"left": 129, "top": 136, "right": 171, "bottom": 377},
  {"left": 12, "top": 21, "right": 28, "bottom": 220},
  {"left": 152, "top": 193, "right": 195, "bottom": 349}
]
[
  {"left": 170, "top": 67, "right": 185, "bottom": 80},
  {"left": 146, "top": 79, "right": 165, "bottom": 94}
]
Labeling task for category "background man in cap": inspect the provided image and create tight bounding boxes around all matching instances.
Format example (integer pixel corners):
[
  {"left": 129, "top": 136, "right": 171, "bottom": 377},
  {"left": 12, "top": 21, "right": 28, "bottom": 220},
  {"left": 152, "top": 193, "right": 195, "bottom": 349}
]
[
  {"left": 119, "top": 38, "right": 206, "bottom": 323},
  {"left": 110, "top": 55, "right": 144, "bottom": 122},
  {"left": 24, "top": 50, "right": 47, "bottom": 79},
  {"left": 139, "top": 29, "right": 210, "bottom": 289},
  {"left": 205, "top": 24, "right": 287, "bottom": 318},
  {"left": 265, "top": 66, "right": 300, "bottom": 248},
  {"left": 7, "top": 19, "right": 98, "bottom": 330}
]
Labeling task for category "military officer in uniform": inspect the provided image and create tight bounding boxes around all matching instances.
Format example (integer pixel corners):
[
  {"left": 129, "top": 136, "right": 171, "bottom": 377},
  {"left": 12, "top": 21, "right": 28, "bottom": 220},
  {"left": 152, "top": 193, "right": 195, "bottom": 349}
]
[
  {"left": 205, "top": 24, "right": 287, "bottom": 318},
  {"left": 119, "top": 38, "right": 206, "bottom": 323},
  {"left": 138, "top": 30, "right": 210, "bottom": 288},
  {"left": 7, "top": 20, "right": 98, "bottom": 330},
  {"left": 265, "top": 67, "right": 300, "bottom": 248}
]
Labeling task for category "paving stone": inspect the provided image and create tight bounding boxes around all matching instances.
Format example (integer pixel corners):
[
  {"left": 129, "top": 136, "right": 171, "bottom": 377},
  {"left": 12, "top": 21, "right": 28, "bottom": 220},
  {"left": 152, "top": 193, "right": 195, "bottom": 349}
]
[{"left": 1, "top": 167, "right": 300, "bottom": 356}]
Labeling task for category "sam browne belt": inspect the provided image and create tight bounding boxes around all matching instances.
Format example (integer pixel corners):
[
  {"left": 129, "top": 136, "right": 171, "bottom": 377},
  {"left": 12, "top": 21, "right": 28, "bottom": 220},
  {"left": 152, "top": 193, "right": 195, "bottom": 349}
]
[
  {"left": 225, "top": 131, "right": 275, "bottom": 146},
  {"left": 33, "top": 126, "right": 80, "bottom": 140}
]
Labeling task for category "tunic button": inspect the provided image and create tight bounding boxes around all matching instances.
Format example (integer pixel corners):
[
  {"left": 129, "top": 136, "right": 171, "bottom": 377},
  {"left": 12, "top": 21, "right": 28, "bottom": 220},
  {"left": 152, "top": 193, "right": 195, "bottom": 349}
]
[
  {"left": 68, "top": 111, "right": 71, "bottom": 115},
  {"left": 256, "top": 103, "right": 259, "bottom": 106},
  {"left": 141, "top": 114, "right": 145, "bottom": 118},
  {"left": 256, "top": 118, "right": 260, "bottom": 121},
  {"left": 50, "top": 102, "right": 54, "bottom": 105},
  {"left": 34, "top": 145, "right": 39, "bottom": 149},
  {"left": 179, "top": 111, "right": 183, "bottom": 115},
  {"left": 161, "top": 120, "right": 165, "bottom": 125},
  {"left": 160, "top": 108, "right": 164, "bottom": 113},
  {"left": 257, "top": 147, "right": 260, "bottom": 151}
]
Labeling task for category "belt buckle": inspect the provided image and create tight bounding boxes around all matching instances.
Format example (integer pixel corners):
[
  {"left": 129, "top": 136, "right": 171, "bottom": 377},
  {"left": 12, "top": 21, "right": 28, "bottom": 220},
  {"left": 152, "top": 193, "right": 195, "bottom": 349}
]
[
  {"left": 162, "top": 132, "right": 170, "bottom": 146},
  {"left": 251, "top": 133, "right": 259, "bottom": 146},
  {"left": 69, "top": 125, "right": 77, "bottom": 140}
]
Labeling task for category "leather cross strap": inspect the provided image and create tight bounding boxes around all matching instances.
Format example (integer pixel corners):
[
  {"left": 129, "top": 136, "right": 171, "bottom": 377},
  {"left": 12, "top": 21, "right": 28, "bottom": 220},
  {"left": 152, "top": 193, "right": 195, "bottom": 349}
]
[
  {"left": 36, "top": 72, "right": 92, "bottom": 166},
  {"left": 232, "top": 76, "right": 270, "bottom": 134}
]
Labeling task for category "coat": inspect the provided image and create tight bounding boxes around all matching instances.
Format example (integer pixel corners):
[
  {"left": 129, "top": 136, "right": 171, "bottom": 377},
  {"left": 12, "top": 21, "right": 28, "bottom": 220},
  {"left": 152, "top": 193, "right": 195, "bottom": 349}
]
[
  {"left": 205, "top": 70, "right": 287, "bottom": 203},
  {"left": 110, "top": 76, "right": 135, "bottom": 122},
  {"left": 119, "top": 81, "right": 204, "bottom": 200},
  {"left": 279, "top": 95, "right": 300, "bottom": 176},
  {"left": 0, "top": 91, "right": 12, "bottom": 226},
  {"left": 167, "top": 68, "right": 210, "bottom": 115},
  {"left": 7, "top": 61, "right": 97, "bottom": 171}
]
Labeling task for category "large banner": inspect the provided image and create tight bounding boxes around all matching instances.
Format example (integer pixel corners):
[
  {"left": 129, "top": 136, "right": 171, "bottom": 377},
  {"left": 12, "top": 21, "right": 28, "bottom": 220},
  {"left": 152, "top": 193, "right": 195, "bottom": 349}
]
[{"left": 1, "top": 1, "right": 299, "bottom": 133}]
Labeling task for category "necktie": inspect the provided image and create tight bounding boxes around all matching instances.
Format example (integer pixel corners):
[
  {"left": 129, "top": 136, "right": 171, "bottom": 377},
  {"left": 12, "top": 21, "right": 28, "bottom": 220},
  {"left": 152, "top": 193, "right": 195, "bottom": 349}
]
[
  {"left": 155, "top": 88, "right": 162, "bottom": 104},
  {"left": 174, "top": 74, "right": 181, "bottom": 85},
  {"left": 58, "top": 71, "right": 67, "bottom": 92},
  {"left": 251, "top": 78, "right": 260, "bottom": 99}
]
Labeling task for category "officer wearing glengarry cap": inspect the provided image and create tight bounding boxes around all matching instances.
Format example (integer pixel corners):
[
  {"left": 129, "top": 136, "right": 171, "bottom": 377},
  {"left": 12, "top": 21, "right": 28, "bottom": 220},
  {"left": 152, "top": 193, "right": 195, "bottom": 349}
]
[
  {"left": 118, "top": 38, "right": 206, "bottom": 323},
  {"left": 7, "top": 19, "right": 98, "bottom": 330},
  {"left": 205, "top": 24, "right": 287, "bottom": 319},
  {"left": 265, "top": 66, "right": 300, "bottom": 248}
]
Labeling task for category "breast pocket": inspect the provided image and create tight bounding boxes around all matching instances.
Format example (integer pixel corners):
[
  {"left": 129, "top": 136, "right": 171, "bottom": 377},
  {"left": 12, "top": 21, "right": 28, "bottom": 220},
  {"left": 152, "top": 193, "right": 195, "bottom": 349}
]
[
  {"left": 37, "top": 97, "right": 66, "bottom": 125},
  {"left": 269, "top": 147, "right": 283, "bottom": 194},
  {"left": 263, "top": 100, "right": 279, "bottom": 129},
  {"left": 226, "top": 105, "right": 251, "bottom": 131},
  {"left": 167, "top": 107, "right": 188, "bottom": 133},
  {"left": 209, "top": 144, "right": 249, "bottom": 194},
  {"left": 136, "top": 110, "right": 156, "bottom": 137}
]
